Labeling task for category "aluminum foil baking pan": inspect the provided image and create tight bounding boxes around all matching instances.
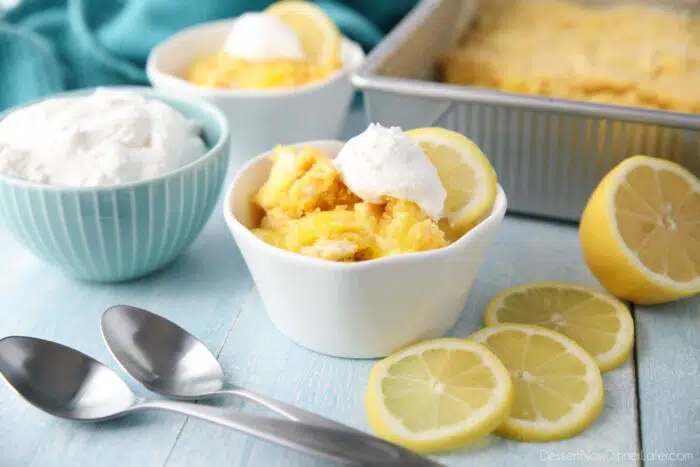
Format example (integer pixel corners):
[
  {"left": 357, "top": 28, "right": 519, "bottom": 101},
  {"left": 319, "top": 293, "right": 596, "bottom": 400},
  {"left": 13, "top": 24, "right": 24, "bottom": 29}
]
[{"left": 352, "top": 0, "right": 700, "bottom": 221}]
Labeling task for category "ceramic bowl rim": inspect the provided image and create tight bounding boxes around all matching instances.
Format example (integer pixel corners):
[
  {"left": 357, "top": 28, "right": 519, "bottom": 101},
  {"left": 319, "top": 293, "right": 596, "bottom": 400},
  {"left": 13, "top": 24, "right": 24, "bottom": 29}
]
[
  {"left": 146, "top": 18, "right": 366, "bottom": 100},
  {"left": 0, "top": 85, "right": 230, "bottom": 193},
  {"left": 223, "top": 139, "right": 508, "bottom": 271}
]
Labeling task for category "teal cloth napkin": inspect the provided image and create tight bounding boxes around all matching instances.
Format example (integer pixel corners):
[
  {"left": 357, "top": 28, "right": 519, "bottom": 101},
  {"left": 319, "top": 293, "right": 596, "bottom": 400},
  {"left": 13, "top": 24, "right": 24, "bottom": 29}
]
[{"left": 0, "top": 0, "right": 418, "bottom": 111}]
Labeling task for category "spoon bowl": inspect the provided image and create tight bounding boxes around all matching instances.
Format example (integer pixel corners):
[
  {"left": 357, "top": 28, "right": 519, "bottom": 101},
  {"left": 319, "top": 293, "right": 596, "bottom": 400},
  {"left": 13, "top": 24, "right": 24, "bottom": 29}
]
[
  {"left": 101, "top": 305, "right": 224, "bottom": 398},
  {"left": 0, "top": 336, "right": 137, "bottom": 421},
  {"left": 101, "top": 305, "right": 356, "bottom": 431}
]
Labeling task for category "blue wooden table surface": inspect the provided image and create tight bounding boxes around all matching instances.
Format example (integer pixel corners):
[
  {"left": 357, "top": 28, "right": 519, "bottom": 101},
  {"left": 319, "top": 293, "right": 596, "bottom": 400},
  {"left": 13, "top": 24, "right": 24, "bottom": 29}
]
[{"left": 0, "top": 106, "right": 698, "bottom": 467}]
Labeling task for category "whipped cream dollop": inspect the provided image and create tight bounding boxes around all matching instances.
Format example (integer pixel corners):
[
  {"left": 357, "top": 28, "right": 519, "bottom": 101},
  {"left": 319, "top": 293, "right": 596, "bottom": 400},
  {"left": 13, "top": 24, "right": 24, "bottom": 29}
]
[
  {"left": 333, "top": 123, "right": 447, "bottom": 221},
  {"left": 0, "top": 88, "right": 207, "bottom": 187},
  {"left": 223, "top": 12, "right": 306, "bottom": 61}
]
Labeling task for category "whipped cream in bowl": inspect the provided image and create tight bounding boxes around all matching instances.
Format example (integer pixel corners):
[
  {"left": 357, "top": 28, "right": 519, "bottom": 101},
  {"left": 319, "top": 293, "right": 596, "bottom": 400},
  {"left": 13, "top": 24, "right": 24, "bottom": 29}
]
[
  {"left": 0, "top": 88, "right": 207, "bottom": 187},
  {"left": 0, "top": 86, "right": 230, "bottom": 282}
]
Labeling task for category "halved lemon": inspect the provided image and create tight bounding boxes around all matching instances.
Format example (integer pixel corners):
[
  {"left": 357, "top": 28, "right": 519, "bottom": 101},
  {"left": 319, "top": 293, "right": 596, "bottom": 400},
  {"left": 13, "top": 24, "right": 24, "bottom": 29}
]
[
  {"left": 580, "top": 155, "right": 700, "bottom": 304},
  {"left": 265, "top": 1, "right": 341, "bottom": 68},
  {"left": 470, "top": 324, "right": 604, "bottom": 442},
  {"left": 483, "top": 282, "right": 634, "bottom": 372},
  {"left": 365, "top": 338, "right": 512, "bottom": 453},
  {"left": 405, "top": 128, "right": 498, "bottom": 236}
]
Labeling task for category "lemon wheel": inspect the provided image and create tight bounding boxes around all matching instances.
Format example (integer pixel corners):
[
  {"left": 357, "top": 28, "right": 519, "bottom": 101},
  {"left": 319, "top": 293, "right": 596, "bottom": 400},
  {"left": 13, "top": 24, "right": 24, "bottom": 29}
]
[
  {"left": 470, "top": 324, "right": 604, "bottom": 442},
  {"left": 266, "top": 1, "right": 341, "bottom": 68},
  {"left": 483, "top": 282, "right": 634, "bottom": 372},
  {"left": 365, "top": 338, "right": 512, "bottom": 453},
  {"left": 405, "top": 128, "right": 498, "bottom": 237}
]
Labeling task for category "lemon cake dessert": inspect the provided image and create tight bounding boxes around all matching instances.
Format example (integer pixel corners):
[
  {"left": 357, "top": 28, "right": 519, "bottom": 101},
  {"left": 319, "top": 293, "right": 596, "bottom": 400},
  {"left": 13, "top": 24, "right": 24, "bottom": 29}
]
[
  {"left": 186, "top": 2, "right": 343, "bottom": 90},
  {"left": 251, "top": 124, "right": 498, "bottom": 262},
  {"left": 441, "top": 0, "right": 700, "bottom": 113}
]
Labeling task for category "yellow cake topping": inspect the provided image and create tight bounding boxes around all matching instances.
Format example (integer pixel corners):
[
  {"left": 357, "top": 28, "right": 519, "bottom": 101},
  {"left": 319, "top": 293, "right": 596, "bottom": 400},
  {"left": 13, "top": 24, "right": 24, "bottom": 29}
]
[{"left": 441, "top": 0, "right": 700, "bottom": 113}]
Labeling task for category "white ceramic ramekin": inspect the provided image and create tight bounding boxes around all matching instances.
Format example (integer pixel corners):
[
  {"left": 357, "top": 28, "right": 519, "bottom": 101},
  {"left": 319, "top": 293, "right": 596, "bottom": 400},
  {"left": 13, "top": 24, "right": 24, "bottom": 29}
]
[
  {"left": 223, "top": 140, "right": 508, "bottom": 359},
  {"left": 146, "top": 19, "right": 365, "bottom": 165}
]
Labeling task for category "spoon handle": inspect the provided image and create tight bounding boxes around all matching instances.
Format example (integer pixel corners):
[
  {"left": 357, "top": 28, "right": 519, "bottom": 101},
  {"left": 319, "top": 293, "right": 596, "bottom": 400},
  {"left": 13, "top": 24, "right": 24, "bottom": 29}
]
[
  {"left": 217, "top": 385, "right": 358, "bottom": 433},
  {"left": 135, "top": 399, "right": 440, "bottom": 466}
]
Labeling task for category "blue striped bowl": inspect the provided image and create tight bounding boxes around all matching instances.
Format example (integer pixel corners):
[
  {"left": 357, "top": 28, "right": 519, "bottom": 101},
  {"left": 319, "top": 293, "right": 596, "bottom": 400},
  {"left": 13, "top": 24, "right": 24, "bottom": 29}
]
[{"left": 0, "top": 87, "right": 230, "bottom": 282}]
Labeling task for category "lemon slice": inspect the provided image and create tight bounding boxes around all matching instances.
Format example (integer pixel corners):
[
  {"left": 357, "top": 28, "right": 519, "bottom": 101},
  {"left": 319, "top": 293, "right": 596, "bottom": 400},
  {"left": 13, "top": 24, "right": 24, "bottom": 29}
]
[
  {"left": 580, "top": 155, "right": 700, "bottom": 304},
  {"left": 365, "top": 338, "right": 512, "bottom": 453},
  {"left": 483, "top": 282, "right": 634, "bottom": 372},
  {"left": 265, "top": 1, "right": 341, "bottom": 68},
  {"left": 470, "top": 324, "right": 604, "bottom": 442},
  {"left": 405, "top": 128, "right": 498, "bottom": 236}
]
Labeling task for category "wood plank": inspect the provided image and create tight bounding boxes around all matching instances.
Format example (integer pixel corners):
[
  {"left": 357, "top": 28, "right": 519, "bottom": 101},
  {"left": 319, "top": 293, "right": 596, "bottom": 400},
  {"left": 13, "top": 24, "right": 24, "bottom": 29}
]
[
  {"left": 636, "top": 296, "right": 700, "bottom": 467},
  {"left": 165, "top": 216, "right": 640, "bottom": 467},
  {"left": 0, "top": 207, "right": 254, "bottom": 467}
]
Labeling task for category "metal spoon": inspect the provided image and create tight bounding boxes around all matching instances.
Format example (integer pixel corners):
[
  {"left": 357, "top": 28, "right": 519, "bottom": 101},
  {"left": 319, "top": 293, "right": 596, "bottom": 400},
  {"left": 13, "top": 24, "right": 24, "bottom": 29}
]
[
  {"left": 0, "top": 336, "right": 440, "bottom": 466},
  {"left": 101, "top": 305, "right": 352, "bottom": 432}
]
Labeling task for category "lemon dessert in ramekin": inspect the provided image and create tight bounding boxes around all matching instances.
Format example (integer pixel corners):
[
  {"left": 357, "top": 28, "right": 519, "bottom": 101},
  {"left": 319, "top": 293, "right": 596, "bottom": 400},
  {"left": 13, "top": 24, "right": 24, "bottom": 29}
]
[
  {"left": 186, "top": 2, "right": 343, "bottom": 90},
  {"left": 250, "top": 123, "right": 499, "bottom": 261}
]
